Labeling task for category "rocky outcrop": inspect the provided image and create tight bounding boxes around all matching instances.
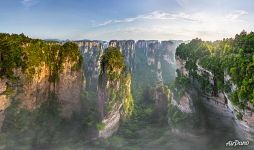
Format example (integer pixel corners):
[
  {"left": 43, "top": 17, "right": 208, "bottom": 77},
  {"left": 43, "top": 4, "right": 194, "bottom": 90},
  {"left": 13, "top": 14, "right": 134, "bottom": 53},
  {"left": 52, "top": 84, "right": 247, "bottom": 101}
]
[
  {"left": 109, "top": 40, "right": 135, "bottom": 72},
  {"left": 11, "top": 60, "right": 83, "bottom": 116},
  {"left": 76, "top": 40, "right": 105, "bottom": 90},
  {"left": 0, "top": 78, "right": 12, "bottom": 132},
  {"left": 171, "top": 92, "right": 193, "bottom": 114},
  {"left": 57, "top": 59, "right": 83, "bottom": 118},
  {"left": 97, "top": 47, "right": 133, "bottom": 138},
  {"left": 175, "top": 56, "right": 254, "bottom": 140},
  {"left": 108, "top": 40, "right": 180, "bottom": 77},
  {"left": 0, "top": 58, "right": 83, "bottom": 131},
  {"left": 136, "top": 40, "right": 181, "bottom": 84}
]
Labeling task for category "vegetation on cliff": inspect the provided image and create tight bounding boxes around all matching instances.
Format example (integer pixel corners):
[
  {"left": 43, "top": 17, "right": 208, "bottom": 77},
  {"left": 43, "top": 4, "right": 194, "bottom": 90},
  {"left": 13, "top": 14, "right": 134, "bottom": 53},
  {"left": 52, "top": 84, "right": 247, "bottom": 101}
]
[
  {"left": 176, "top": 30, "right": 254, "bottom": 109},
  {"left": 99, "top": 47, "right": 134, "bottom": 119},
  {"left": 100, "top": 47, "right": 125, "bottom": 81},
  {"left": 0, "top": 33, "right": 83, "bottom": 148},
  {"left": 0, "top": 33, "right": 82, "bottom": 82}
]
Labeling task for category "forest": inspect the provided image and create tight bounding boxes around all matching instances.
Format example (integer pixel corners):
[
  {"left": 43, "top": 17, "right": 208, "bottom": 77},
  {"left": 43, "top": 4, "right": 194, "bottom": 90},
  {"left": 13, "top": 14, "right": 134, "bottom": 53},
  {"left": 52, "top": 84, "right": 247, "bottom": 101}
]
[{"left": 176, "top": 30, "right": 254, "bottom": 110}]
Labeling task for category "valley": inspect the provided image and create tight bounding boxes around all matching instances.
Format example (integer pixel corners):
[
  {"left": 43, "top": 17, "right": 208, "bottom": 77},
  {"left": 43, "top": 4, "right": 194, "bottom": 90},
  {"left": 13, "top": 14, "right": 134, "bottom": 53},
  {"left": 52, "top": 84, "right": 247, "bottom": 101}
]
[{"left": 0, "top": 32, "right": 253, "bottom": 150}]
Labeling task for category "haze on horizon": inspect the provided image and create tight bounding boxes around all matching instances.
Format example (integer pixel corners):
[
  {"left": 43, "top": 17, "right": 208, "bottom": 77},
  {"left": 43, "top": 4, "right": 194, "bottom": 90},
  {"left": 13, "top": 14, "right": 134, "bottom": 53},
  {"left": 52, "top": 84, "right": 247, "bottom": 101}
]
[{"left": 0, "top": 0, "right": 254, "bottom": 41}]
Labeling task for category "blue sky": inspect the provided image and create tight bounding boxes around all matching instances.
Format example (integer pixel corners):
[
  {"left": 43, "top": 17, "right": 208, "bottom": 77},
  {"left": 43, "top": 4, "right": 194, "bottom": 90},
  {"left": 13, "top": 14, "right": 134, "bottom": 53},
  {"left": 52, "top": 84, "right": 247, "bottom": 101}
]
[{"left": 0, "top": 0, "right": 254, "bottom": 41}]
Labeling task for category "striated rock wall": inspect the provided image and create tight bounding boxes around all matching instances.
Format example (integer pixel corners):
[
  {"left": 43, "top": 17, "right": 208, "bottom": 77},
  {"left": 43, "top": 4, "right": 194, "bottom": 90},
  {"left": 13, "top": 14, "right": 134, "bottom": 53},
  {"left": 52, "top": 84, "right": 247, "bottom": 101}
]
[
  {"left": 97, "top": 47, "right": 133, "bottom": 138},
  {"left": 109, "top": 40, "right": 135, "bottom": 72},
  {"left": 175, "top": 55, "right": 254, "bottom": 140},
  {"left": 161, "top": 41, "right": 177, "bottom": 65},
  {"left": 14, "top": 60, "right": 83, "bottom": 116},
  {"left": 0, "top": 58, "right": 84, "bottom": 131},
  {"left": 76, "top": 40, "right": 105, "bottom": 90},
  {"left": 97, "top": 73, "right": 123, "bottom": 138},
  {"left": 57, "top": 59, "right": 83, "bottom": 118},
  {"left": 136, "top": 40, "right": 180, "bottom": 84}
]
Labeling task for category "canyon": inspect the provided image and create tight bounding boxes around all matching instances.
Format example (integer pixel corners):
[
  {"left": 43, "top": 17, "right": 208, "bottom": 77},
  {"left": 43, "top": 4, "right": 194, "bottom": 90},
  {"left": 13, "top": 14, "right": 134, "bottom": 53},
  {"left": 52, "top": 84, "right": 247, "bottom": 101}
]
[{"left": 0, "top": 33, "right": 253, "bottom": 150}]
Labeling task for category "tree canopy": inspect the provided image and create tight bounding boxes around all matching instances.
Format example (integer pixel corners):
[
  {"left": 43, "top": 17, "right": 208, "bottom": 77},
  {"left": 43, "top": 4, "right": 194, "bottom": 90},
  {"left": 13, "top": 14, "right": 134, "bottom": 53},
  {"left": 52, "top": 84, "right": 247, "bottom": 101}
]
[{"left": 176, "top": 30, "right": 254, "bottom": 109}]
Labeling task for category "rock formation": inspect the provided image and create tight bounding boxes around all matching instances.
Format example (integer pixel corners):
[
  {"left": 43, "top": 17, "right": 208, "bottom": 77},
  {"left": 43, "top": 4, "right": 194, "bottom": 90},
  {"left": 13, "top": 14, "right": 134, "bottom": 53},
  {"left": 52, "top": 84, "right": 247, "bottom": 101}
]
[{"left": 97, "top": 47, "right": 133, "bottom": 138}]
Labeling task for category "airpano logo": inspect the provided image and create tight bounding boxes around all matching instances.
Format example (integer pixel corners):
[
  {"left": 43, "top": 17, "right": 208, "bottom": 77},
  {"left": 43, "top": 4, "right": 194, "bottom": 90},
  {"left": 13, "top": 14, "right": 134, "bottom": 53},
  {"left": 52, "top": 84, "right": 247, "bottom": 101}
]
[{"left": 226, "top": 140, "right": 249, "bottom": 147}]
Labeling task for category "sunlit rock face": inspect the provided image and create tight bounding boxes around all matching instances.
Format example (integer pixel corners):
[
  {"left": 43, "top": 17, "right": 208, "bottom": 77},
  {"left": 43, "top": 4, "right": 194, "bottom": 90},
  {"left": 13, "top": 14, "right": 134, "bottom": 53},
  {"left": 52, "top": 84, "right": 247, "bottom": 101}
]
[
  {"left": 76, "top": 40, "right": 105, "bottom": 90},
  {"left": 171, "top": 92, "right": 193, "bottom": 114},
  {"left": 0, "top": 58, "right": 83, "bottom": 132},
  {"left": 0, "top": 78, "right": 11, "bottom": 132},
  {"left": 16, "top": 61, "right": 82, "bottom": 115},
  {"left": 109, "top": 40, "right": 135, "bottom": 72}
]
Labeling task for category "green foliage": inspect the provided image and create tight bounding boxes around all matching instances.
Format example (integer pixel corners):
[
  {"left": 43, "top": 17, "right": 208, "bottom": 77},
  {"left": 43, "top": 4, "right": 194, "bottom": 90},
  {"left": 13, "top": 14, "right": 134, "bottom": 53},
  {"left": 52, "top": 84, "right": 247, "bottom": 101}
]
[
  {"left": 99, "top": 47, "right": 134, "bottom": 118},
  {"left": 0, "top": 33, "right": 82, "bottom": 82},
  {"left": 175, "top": 30, "right": 254, "bottom": 108},
  {"left": 168, "top": 104, "right": 189, "bottom": 127},
  {"left": 96, "top": 122, "right": 106, "bottom": 131},
  {"left": 2, "top": 85, "right": 15, "bottom": 96},
  {"left": 172, "top": 75, "right": 190, "bottom": 100},
  {"left": 100, "top": 47, "right": 125, "bottom": 81},
  {"left": 121, "top": 73, "right": 134, "bottom": 119},
  {"left": 236, "top": 112, "right": 243, "bottom": 120}
]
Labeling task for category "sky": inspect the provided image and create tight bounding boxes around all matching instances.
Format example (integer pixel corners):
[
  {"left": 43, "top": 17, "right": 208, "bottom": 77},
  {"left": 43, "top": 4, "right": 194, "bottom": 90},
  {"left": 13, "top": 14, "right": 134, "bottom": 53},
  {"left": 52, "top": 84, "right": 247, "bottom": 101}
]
[{"left": 0, "top": 0, "right": 254, "bottom": 41}]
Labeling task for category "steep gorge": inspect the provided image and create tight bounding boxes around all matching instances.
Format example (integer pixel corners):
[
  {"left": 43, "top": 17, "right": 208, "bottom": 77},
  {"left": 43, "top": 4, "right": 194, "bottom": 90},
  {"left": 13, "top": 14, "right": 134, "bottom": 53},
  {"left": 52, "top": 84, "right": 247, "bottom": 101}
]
[{"left": 2, "top": 33, "right": 250, "bottom": 149}]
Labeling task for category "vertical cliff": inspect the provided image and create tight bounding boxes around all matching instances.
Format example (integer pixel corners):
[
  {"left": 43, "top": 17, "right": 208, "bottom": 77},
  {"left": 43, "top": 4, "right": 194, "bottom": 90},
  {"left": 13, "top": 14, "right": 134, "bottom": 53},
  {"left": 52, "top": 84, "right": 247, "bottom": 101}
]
[
  {"left": 134, "top": 40, "right": 180, "bottom": 85},
  {"left": 97, "top": 47, "right": 133, "bottom": 138},
  {"left": 76, "top": 40, "right": 105, "bottom": 90},
  {"left": 175, "top": 37, "right": 254, "bottom": 140},
  {"left": 109, "top": 40, "right": 135, "bottom": 72},
  {"left": 0, "top": 38, "right": 84, "bottom": 132},
  {"left": 152, "top": 84, "right": 172, "bottom": 123},
  {"left": 0, "top": 78, "right": 12, "bottom": 132}
]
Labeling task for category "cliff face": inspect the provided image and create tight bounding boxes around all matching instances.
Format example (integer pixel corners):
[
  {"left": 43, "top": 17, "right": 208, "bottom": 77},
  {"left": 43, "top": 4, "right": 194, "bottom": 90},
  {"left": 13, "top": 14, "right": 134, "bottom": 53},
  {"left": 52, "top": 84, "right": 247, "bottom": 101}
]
[
  {"left": 1, "top": 37, "right": 181, "bottom": 138},
  {"left": 76, "top": 41, "right": 105, "bottom": 90},
  {"left": 0, "top": 39, "right": 84, "bottom": 132},
  {"left": 0, "top": 59, "right": 83, "bottom": 129},
  {"left": 97, "top": 47, "right": 133, "bottom": 138},
  {"left": 175, "top": 55, "right": 254, "bottom": 140},
  {"left": 109, "top": 40, "right": 135, "bottom": 72},
  {"left": 56, "top": 59, "right": 83, "bottom": 118},
  {"left": 0, "top": 79, "right": 12, "bottom": 131},
  {"left": 135, "top": 40, "right": 181, "bottom": 85}
]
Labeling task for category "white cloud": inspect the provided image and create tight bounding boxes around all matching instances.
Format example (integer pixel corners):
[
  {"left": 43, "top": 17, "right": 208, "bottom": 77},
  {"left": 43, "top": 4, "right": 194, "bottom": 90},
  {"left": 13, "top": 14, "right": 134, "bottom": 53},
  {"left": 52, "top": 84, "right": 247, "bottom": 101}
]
[
  {"left": 96, "top": 11, "right": 198, "bottom": 27},
  {"left": 226, "top": 10, "right": 248, "bottom": 20},
  {"left": 89, "top": 10, "right": 251, "bottom": 41}
]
